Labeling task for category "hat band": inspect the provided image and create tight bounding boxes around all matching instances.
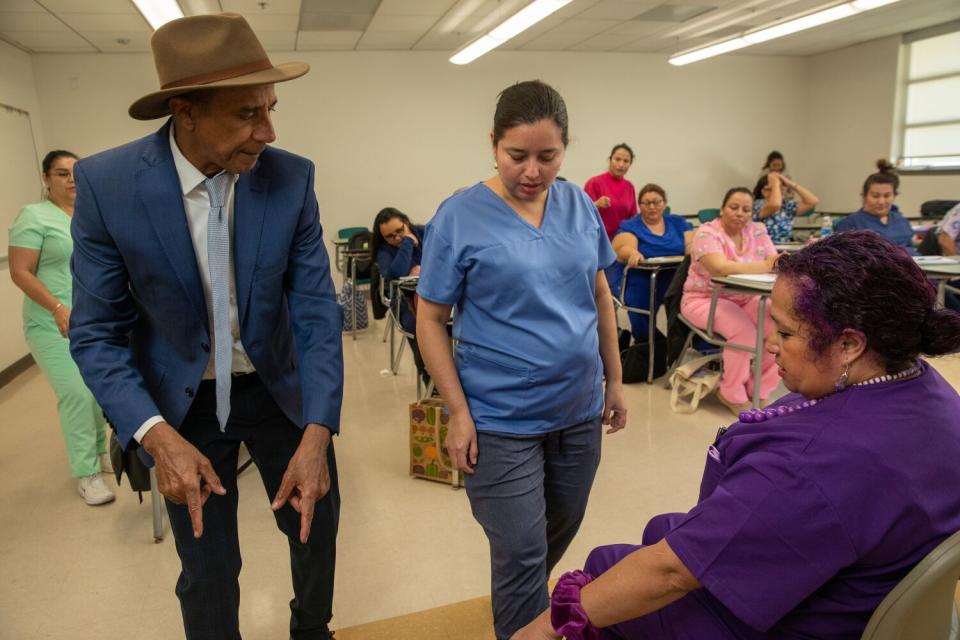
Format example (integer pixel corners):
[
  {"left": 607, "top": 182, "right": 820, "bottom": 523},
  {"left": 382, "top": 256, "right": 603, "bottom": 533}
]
[{"left": 161, "top": 59, "right": 275, "bottom": 90}]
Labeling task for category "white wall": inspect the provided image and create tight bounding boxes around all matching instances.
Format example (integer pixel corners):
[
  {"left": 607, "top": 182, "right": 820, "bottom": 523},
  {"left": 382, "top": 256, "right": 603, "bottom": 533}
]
[
  {"left": 0, "top": 39, "right": 45, "bottom": 371},
  {"left": 804, "top": 35, "right": 959, "bottom": 214},
  {"left": 31, "top": 49, "right": 810, "bottom": 240}
]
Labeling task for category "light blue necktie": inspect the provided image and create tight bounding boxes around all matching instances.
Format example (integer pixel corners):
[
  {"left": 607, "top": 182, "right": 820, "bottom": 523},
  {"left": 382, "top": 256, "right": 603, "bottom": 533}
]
[{"left": 205, "top": 172, "right": 232, "bottom": 431}]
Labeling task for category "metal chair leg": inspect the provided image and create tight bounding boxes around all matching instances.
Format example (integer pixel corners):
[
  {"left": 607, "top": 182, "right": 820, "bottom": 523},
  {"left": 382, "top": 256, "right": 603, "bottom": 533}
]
[{"left": 150, "top": 467, "right": 164, "bottom": 543}]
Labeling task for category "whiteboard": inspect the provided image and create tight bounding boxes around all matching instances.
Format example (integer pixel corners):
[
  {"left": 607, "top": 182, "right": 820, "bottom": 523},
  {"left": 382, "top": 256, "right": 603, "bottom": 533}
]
[{"left": 0, "top": 103, "right": 42, "bottom": 261}]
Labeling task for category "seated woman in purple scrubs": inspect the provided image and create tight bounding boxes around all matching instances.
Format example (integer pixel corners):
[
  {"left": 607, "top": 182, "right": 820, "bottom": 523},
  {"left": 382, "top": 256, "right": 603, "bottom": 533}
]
[{"left": 513, "top": 230, "right": 960, "bottom": 640}]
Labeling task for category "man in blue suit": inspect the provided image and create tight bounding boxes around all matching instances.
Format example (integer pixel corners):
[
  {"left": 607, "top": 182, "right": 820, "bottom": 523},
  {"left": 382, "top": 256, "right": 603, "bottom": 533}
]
[{"left": 69, "top": 13, "right": 342, "bottom": 639}]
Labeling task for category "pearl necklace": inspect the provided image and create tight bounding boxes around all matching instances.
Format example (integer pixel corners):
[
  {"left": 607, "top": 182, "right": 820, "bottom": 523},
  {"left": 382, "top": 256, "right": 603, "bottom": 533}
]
[{"left": 738, "top": 362, "right": 922, "bottom": 424}]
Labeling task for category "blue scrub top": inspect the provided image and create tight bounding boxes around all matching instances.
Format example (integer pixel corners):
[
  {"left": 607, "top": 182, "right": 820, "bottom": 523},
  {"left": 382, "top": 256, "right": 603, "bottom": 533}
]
[
  {"left": 418, "top": 181, "right": 617, "bottom": 435},
  {"left": 608, "top": 213, "right": 691, "bottom": 295},
  {"left": 835, "top": 208, "right": 917, "bottom": 255}
]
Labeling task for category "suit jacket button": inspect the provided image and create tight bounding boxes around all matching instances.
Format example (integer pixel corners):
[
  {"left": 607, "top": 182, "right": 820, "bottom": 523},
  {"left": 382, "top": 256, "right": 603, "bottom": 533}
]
[
  {"left": 201, "top": 342, "right": 210, "bottom": 353},
  {"left": 185, "top": 387, "right": 194, "bottom": 398}
]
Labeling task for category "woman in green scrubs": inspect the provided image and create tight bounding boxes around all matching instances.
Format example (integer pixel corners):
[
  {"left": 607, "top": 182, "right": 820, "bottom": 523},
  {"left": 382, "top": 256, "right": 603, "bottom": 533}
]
[{"left": 8, "top": 150, "right": 114, "bottom": 505}]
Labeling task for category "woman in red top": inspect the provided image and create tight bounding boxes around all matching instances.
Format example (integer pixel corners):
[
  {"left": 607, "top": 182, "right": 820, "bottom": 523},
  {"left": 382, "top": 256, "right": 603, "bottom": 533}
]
[{"left": 584, "top": 143, "right": 637, "bottom": 241}]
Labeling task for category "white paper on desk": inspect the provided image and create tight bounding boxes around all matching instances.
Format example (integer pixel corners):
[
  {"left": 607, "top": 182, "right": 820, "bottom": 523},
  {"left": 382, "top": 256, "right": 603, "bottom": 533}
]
[
  {"left": 914, "top": 256, "right": 959, "bottom": 266},
  {"left": 727, "top": 273, "right": 776, "bottom": 284}
]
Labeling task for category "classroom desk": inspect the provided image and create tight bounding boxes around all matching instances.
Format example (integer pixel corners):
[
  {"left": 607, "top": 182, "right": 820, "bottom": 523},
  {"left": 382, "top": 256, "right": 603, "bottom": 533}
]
[
  {"left": 915, "top": 256, "right": 960, "bottom": 307},
  {"left": 343, "top": 248, "right": 371, "bottom": 340},
  {"left": 690, "top": 274, "right": 775, "bottom": 409},
  {"left": 775, "top": 242, "right": 805, "bottom": 253},
  {"left": 618, "top": 256, "right": 684, "bottom": 383}
]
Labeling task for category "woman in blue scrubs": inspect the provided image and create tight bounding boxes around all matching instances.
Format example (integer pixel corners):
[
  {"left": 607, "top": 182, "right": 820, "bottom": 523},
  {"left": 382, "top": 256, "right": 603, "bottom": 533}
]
[
  {"left": 417, "top": 80, "right": 627, "bottom": 640},
  {"left": 835, "top": 159, "right": 915, "bottom": 254},
  {"left": 610, "top": 184, "right": 692, "bottom": 340}
]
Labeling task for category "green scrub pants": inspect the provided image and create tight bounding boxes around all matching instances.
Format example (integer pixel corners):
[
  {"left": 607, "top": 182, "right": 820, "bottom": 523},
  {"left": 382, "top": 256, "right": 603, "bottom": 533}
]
[{"left": 25, "top": 325, "right": 106, "bottom": 477}]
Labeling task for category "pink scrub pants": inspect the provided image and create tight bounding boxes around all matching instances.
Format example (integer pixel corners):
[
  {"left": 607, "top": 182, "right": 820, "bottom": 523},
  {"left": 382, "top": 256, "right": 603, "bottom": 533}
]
[{"left": 681, "top": 293, "right": 781, "bottom": 404}]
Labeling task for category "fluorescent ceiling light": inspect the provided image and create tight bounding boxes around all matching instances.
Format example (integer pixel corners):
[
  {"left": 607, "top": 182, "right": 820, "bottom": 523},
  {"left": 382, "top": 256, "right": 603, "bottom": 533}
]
[
  {"left": 450, "top": 0, "right": 573, "bottom": 65},
  {"left": 669, "top": 0, "right": 901, "bottom": 66},
  {"left": 668, "top": 38, "right": 750, "bottom": 66},
  {"left": 131, "top": 0, "right": 184, "bottom": 30},
  {"left": 850, "top": 0, "right": 900, "bottom": 8},
  {"left": 743, "top": 4, "right": 856, "bottom": 44}
]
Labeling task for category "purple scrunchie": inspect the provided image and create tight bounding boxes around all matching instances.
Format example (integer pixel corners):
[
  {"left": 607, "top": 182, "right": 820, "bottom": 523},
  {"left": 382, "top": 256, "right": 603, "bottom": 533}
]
[{"left": 551, "top": 570, "right": 600, "bottom": 640}]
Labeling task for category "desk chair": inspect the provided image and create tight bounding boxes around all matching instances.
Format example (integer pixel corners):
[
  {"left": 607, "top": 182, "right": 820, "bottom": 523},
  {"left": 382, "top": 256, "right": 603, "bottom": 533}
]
[
  {"left": 861, "top": 529, "right": 960, "bottom": 640},
  {"left": 337, "top": 226, "right": 368, "bottom": 240},
  {"left": 698, "top": 208, "right": 720, "bottom": 224}
]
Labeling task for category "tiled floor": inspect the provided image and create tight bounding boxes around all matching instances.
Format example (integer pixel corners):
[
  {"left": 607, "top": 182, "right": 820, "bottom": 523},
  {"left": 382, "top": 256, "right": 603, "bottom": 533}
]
[{"left": 1, "top": 317, "right": 958, "bottom": 639}]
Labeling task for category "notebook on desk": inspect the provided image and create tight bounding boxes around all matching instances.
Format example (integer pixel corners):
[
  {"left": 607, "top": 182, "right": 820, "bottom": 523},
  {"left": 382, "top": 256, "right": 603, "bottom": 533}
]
[{"left": 726, "top": 273, "right": 777, "bottom": 284}]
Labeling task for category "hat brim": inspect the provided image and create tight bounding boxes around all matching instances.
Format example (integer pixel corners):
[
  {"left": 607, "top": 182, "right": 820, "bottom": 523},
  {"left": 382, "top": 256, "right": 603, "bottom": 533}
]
[{"left": 128, "top": 61, "right": 309, "bottom": 120}]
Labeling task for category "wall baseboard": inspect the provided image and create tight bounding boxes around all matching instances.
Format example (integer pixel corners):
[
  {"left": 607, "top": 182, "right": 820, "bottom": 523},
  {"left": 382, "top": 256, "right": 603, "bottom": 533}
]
[{"left": 0, "top": 354, "right": 35, "bottom": 389}]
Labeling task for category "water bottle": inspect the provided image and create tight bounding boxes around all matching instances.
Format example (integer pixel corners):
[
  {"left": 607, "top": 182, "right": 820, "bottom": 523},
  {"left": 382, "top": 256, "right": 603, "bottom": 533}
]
[{"left": 819, "top": 215, "right": 833, "bottom": 238}]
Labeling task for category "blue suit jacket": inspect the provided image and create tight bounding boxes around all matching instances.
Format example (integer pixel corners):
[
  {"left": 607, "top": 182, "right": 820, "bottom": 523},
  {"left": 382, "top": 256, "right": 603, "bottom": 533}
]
[{"left": 70, "top": 122, "right": 343, "bottom": 448}]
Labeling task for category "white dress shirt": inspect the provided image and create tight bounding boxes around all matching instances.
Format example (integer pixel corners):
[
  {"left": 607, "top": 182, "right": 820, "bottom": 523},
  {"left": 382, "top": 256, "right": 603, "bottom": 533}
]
[{"left": 132, "top": 126, "right": 256, "bottom": 443}]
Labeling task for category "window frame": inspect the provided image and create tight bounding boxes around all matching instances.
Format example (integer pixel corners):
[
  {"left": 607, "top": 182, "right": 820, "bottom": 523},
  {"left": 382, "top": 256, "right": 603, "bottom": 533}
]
[{"left": 893, "top": 21, "right": 960, "bottom": 174}]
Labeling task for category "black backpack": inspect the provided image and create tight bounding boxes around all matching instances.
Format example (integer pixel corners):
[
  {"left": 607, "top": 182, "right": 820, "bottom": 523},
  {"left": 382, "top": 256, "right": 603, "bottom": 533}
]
[
  {"left": 920, "top": 200, "right": 959, "bottom": 219},
  {"left": 347, "top": 230, "right": 373, "bottom": 280}
]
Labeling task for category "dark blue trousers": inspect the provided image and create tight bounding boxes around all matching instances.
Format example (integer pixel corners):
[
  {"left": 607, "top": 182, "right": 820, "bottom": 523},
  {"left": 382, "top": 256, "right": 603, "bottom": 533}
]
[
  {"left": 165, "top": 373, "right": 339, "bottom": 640},
  {"left": 466, "top": 416, "right": 602, "bottom": 640}
]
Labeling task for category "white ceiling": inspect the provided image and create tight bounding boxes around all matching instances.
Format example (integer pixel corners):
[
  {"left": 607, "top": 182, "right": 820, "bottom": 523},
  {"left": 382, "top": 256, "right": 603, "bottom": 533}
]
[{"left": 0, "top": 0, "right": 957, "bottom": 57}]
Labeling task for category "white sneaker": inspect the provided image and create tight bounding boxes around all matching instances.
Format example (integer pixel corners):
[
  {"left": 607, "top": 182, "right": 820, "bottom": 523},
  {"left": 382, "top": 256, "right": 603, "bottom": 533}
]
[
  {"left": 99, "top": 452, "right": 114, "bottom": 473},
  {"left": 78, "top": 473, "right": 115, "bottom": 505}
]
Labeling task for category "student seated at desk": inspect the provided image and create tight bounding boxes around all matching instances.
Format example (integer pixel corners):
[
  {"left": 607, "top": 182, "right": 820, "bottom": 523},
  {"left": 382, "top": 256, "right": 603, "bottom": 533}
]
[
  {"left": 835, "top": 159, "right": 916, "bottom": 255},
  {"left": 371, "top": 207, "right": 428, "bottom": 383},
  {"left": 610, "top": 184, "right": 693, "bottom": 340},
  {"left": 752, "top": 172, "right": 818, "bottom": 243},
  {"left": 681, "top": 187, "right": 781, "bottom": 416}
]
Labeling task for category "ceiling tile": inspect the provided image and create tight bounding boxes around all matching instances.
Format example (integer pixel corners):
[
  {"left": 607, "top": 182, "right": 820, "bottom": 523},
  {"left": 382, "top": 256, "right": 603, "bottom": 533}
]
[
  {"left": 569, "top": 32, "right": 640, "bottom": 50},
  {"left": 221, "top": 0, "right": 301, "bottom": 12},
  {"left": 366, "top": 13, "right": 436, "bottom": 32},
  {"left": 555, "top": 0, "right": 603, "bottom": 18},
  {"left": 59, "top": 12, "right": 150, "bottom": 32},
  {"left": 296, "top": 29, "right": 361, "bottom": 49},
  {"left": 519, "top": 31, "right": 590, "bottom": 50},
  {"left": 243, "top": 13, "right": 299, "bottom": 31},
  {"left": 634, "top": 3, "right": 716, "bottom": 22},
  {"left": 355, "top": 30, "right": 421, "bottom": 49},
  {"left": 549, "top": 18, "right": 619, "bottom": 35},
  {"left": 619, "top": 37, "right": 672, "bottom": 51},
  {"left": 2, "top": 29, "right": 95, "bottom": 49},
  {"left": 411, "top": 31, "right": 467, "bottom": 50},
  {"left": 376, "top": 0, "right": 456, "bottom": 16},
  {"left": 0, "top": 0, "right": 44, "bottom": 12},
  {"left": 41, "top": 0, "right": 138, "bottom": 12},
  {"left": 575, "top": 0, "right": 660, "bottom": 21},
  {"left": 257, "top": 30, "right": 297, "bottom": 50},
  {"left": 606, "top": 19, "right": 671, "bottom": 36},
  {"left": 82, "top": 31, "right": 152, "bottom": 51},
  {"left": 0, "top": 11, "right": 68, "bottom": 31}
]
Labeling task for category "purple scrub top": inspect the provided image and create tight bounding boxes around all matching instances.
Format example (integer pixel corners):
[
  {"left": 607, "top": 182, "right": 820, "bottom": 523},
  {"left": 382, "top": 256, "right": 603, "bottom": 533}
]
[{"left": 650, "top": 361, "right": 960, "bottom": 639}]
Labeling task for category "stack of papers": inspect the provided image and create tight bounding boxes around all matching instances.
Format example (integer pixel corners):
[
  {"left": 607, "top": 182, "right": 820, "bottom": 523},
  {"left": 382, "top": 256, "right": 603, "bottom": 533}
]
[{"left": 914, "top": 256, "right": 959, "bottom": 266}]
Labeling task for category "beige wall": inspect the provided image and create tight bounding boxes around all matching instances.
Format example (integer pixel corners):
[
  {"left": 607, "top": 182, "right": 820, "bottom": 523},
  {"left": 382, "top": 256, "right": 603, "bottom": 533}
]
[
  {"left": 31, "top": 49, "right": 811, "bottom": 237},
  {"left": 1, "top": 39, "right": 44, "bottom": 371},
  {"left": 804, "top": 35, "right": 959, "bottom": 214}
]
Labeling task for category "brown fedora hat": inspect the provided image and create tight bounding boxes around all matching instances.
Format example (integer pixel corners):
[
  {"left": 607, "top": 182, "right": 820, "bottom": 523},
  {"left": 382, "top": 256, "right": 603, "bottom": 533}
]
[{"left": 129, "top": 12, "right": 308, "bottom": 120}]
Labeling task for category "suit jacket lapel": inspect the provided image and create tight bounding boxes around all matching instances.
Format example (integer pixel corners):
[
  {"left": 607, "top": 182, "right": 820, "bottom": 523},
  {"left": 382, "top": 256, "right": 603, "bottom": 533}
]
[
  {"left": 138, "top": 123, "right": 209, "bottom": 329},
  {"left": 234, "top": 165, "right": 268, "bottom": 326}
]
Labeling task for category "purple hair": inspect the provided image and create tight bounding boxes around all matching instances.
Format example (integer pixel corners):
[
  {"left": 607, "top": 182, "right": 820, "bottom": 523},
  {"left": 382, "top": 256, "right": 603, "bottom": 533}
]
[{"left": 775, "top": 231, "right": 960, "bottom": 371}]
